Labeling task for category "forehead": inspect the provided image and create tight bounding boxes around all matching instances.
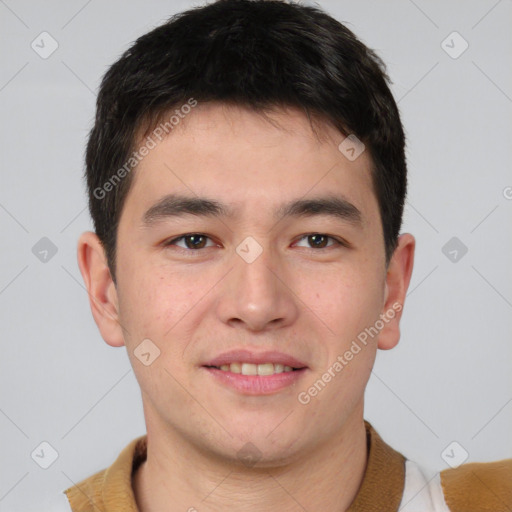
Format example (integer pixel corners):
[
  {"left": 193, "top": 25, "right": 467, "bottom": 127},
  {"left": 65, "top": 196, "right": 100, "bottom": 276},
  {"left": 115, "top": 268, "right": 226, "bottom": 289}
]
[{"left": 123, "top": 103, "right": 377, "bottom": 226}]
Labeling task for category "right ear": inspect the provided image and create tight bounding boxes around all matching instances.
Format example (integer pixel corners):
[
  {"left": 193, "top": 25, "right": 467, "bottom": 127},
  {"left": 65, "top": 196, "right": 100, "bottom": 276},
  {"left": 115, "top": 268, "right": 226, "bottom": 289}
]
[{"left": 77, "top": 231, "right": 125, "bottom": 347}]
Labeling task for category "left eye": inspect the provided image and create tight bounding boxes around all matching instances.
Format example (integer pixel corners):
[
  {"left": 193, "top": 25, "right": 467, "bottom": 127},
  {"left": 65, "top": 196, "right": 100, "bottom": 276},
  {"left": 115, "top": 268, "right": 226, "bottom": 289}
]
[
  {"left": 165, "top": 234, "right": 216, "bottom": 250},
  {"left": 294, "top": 234, "right": 340, "bottom": 249}
]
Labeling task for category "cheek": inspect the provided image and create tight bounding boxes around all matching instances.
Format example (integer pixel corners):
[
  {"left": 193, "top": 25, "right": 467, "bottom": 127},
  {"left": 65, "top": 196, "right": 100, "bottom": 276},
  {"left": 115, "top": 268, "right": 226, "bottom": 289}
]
[
  {"left": 117, "top": 268, "right": 199, "bottom": 394},
  {"left": 123, "top": 258, "right": 200, "bottom": 320},
  {"left": 299, "top": 265, "right": 384, "bottom": 340},
  {"left": 117, "top": 264, "right": 187, "bottom": 343}
]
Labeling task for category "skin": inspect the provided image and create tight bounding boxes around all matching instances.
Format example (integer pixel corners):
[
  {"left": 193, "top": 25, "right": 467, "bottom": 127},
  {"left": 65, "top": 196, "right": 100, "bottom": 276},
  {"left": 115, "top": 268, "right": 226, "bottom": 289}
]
[{"left": 78, "top": 103, "right": 415, "bottom": 511}]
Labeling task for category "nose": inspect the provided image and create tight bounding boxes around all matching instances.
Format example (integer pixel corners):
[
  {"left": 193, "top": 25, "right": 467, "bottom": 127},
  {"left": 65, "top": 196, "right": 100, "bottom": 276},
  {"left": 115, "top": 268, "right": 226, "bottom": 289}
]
[{"left": 215, "top": 243, "right": 299, "bottom": 332}]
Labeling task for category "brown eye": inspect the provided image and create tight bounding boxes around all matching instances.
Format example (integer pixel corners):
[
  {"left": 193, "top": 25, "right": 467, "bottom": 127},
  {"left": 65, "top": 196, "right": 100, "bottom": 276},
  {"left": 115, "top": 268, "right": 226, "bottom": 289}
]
[
  {"left": 183, "top": 235, "right": 208, "bottom": 249},
  {"left": 165, "top": 234, "right": 215, "bottom": 250},
  {"left": 295, "top": 234, "right": 340, "bottom": 249},
  {"left": 308, "top": 234, "right": 329, "bottom": 248}
]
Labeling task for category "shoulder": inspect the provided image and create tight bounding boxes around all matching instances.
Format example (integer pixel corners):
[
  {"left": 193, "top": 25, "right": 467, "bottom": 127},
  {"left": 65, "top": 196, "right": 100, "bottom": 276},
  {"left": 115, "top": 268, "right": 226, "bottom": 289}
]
[
  {"left": 62, "top": 468, "right": 108, "bottom": 511},
  {"left": 440, "top": 458, "right": 512, "bottom": 512},
  {"left": 399, "top": 458, "right": 512, "bottom": 512},
  {"left": 61, "top": 435, "right": 146, "bottom": 511}
]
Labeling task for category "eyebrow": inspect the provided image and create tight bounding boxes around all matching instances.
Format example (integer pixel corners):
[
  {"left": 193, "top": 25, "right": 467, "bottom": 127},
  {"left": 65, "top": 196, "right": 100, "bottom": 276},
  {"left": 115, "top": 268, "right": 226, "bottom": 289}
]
[{"left": 141, "top": 193, "right": 362, "bottom": 227}]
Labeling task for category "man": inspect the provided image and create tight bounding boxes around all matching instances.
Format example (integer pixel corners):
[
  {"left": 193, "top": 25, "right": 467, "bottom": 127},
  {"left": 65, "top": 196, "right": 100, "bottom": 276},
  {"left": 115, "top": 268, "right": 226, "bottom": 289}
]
[{"left": 60, "top": 0, "right": 511, "bottom": 510}]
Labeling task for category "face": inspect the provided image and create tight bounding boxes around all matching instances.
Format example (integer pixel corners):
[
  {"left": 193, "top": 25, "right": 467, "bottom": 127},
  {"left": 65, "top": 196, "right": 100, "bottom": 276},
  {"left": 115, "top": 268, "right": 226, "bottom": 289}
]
[{"left": 80, "top": 103, "right": 414, "bottom": 466}]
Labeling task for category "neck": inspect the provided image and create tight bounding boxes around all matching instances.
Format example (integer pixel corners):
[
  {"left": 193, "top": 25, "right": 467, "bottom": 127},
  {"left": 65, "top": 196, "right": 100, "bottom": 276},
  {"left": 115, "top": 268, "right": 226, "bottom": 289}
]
[{"left": 133, "top": 405, "right": 368, "bottom": 512}]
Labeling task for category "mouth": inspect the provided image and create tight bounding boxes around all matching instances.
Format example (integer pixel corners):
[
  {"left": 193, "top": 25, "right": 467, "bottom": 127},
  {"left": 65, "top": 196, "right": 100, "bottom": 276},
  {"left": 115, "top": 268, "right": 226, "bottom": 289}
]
[
  {"left": 202, "top": 349, "right": 308, "bottom": 373},
  {"left": 203, "top": 362, "right": 305, "bottom": 375},
  {"left": 201, "top": 350, "right": 309, "bottom": 395}
]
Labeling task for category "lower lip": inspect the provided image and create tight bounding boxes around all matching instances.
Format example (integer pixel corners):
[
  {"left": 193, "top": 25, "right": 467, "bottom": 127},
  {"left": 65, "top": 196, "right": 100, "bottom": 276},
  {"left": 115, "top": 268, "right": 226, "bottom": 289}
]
[{"left": 202, "top": 367, "right": 308, "bottom": 395}]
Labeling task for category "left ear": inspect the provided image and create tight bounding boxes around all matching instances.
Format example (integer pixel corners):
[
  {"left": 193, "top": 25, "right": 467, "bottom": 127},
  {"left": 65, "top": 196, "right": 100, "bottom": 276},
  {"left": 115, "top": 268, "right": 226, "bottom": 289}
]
[{"left": 377, "top": 233, "right": 415, "bottom": 350}]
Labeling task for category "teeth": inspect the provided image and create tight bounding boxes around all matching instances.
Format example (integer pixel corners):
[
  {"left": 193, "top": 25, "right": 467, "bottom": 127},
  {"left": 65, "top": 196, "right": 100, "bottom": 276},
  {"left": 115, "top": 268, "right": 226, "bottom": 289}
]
[
  {"left": 215, "top": 363, "right": 299, "bottom": 375},
  {"left": 241, "top": 363, "right": 258, "bottom": 376},
  {"left": 257, "top": 363, "right": 274, "bottom": 376},
  {"left": 230, "top": 362, "right": 241, "bottom": 374}
]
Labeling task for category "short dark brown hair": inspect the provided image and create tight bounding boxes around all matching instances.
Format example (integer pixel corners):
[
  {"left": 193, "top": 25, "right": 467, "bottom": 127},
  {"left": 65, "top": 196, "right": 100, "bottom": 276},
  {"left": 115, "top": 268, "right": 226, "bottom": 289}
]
[{"left": 85, "top": 0, "right": 407, "bottom": 278}]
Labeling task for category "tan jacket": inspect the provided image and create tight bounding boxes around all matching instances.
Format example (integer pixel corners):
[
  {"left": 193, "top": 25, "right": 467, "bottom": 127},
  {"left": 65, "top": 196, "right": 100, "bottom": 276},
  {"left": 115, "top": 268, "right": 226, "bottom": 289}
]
[{"left": 59, "top": 421, "right": 512, "bottom": 511}]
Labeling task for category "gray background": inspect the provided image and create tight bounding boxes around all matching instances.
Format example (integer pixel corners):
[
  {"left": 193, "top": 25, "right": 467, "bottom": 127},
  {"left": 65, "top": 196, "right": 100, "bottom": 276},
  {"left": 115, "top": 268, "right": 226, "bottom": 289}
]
[{"left": 1, "top": 0, "right": 511, "bottom": 510}]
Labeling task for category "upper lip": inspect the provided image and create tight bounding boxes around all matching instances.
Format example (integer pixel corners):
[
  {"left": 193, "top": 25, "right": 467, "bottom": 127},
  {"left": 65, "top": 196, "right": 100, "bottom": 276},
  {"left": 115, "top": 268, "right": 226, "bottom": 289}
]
[{"left": 203, "top": 349, "right": 308, "bottom": 369}]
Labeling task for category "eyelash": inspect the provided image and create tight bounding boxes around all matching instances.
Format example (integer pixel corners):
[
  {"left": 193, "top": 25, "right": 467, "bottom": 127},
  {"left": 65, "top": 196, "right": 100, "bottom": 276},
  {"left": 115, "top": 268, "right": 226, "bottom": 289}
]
[{"left": 163, "top": 233, "right": 347, "bottom": 253}]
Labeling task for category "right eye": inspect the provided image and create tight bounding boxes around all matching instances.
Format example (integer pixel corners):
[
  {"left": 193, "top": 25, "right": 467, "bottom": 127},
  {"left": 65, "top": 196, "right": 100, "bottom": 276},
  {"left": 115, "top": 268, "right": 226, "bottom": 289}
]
[{"left": 163, "top": 233, "right": 217, "bottom": 251}]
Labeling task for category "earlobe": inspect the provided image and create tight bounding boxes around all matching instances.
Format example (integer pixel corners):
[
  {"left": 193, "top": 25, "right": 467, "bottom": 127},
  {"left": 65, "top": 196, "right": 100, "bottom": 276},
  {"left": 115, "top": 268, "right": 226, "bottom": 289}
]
[
  {"left": 77, "top": 231, "right": 125, "bottom": 348},
  {"left": 377, "top": 233, "right": 415, "bottom": 351}
]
